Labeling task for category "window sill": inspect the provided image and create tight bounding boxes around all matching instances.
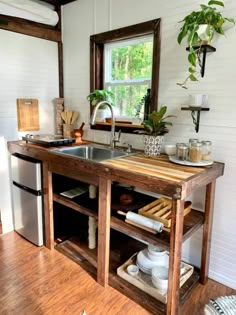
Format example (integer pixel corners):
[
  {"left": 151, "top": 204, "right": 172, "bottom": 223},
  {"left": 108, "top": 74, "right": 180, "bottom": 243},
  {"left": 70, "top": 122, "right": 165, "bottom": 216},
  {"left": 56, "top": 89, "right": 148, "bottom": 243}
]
[{"left": 91, "top": 122, "right": 144, "bottom": 134}]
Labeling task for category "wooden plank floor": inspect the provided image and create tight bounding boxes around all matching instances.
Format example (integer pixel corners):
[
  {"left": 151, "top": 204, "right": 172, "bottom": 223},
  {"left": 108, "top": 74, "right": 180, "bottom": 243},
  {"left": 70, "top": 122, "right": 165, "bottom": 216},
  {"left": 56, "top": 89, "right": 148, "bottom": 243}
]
[{"left": 0, "top": 232, "right": 235, "bottom": 315}]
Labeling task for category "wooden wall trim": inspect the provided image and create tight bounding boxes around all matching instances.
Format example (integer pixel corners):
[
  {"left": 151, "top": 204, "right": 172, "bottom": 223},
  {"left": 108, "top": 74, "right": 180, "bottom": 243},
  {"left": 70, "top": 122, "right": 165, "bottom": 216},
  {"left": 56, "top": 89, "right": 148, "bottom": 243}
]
[
  {"left": 55, "top": 5, "right": 64, "bottom": 97},
  {"left": 0, "top": 14, "right": 61, "bottom": 42}
]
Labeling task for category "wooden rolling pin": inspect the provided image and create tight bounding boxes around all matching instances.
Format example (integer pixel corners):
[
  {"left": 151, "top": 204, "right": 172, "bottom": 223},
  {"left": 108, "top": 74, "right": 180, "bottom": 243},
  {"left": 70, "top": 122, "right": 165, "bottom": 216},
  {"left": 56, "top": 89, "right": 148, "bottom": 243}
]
[{"left": 117, "top": 211, "right": 163, "bottom": 233}]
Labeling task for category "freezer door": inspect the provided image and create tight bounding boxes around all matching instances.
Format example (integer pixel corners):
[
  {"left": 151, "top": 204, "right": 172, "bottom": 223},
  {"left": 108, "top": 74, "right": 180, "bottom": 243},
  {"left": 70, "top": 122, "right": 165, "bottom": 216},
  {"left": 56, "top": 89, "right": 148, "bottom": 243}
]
[
  {"left": 11, "top": 155, "right": 41, "bottom": 191},
  {"left": 12, "top": 184, "right": 44, "bottom": 246}
]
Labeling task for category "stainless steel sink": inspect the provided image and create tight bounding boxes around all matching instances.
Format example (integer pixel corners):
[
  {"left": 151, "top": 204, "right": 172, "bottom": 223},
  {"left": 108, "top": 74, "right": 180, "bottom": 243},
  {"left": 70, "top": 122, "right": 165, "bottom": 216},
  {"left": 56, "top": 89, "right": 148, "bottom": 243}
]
[{"left": 51, "top": 144, "right": 132, "bottom": 162}]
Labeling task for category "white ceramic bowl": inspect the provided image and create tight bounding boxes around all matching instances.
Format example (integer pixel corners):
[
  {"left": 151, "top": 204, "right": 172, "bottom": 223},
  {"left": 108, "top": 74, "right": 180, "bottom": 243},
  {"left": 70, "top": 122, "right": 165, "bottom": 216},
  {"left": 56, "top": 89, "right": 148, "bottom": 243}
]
[
  {"left": 147, "top": 244, "right": 167, "bottom": 261},
  {"left": 164, "top": 144, "right": 176, "bottom": 156},
  {"left": 137, "top": 249, "right": 161, "bottom": 274},
  {"left": 127, "top": 264, "right": 139, "bottom": 277},
  {"left": 151, "top": 266, "right": 169, "bottom": 290}
]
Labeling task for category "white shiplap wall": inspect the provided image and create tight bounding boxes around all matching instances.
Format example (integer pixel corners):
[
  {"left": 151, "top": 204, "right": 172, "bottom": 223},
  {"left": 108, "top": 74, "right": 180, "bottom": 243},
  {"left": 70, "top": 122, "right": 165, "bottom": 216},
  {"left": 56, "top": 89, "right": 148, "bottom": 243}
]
[
  {"left": 62, "top": 0, "right": 236, "bottom": 289},
  {"left": 0, "top": 29, "right": 59, "bottom": 233}
]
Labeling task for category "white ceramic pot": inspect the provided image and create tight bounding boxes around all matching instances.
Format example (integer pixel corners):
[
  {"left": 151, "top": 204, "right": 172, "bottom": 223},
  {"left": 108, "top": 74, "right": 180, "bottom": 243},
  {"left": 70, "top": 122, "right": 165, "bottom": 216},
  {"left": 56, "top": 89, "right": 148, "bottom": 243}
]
[
  {"left": 143, "top": 135, "right": 163, "bottom": 156},
  {"left": 197, "top": 24, "right": 213, "bottom": 44},
  {"left": 94, "top": 108, "right": 108, "bottom": 122}
]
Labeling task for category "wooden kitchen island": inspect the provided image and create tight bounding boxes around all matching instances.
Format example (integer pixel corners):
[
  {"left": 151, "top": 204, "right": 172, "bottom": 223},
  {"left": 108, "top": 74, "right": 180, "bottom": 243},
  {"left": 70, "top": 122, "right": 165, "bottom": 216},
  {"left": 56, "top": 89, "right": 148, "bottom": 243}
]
[{"left": 8, "top": 141, "right": 224, "bottom": 315}]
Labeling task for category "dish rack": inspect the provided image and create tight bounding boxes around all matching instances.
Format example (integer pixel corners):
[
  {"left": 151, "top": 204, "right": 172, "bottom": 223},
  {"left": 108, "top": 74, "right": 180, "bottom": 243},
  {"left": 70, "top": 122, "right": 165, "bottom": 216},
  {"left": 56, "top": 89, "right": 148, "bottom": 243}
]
[{"left": 138, "top": 198, "right": 191, "bottom": 228}]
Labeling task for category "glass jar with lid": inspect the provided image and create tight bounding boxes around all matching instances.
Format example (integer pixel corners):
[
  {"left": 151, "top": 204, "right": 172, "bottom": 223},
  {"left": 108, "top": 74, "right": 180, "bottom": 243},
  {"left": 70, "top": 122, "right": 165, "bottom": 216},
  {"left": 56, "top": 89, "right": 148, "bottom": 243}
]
[
  {"left": 189, "top": 142, "right": 202, "bottom": 163},
  {"left": 189, "top": 138, "right": 199, "bottom": 145},
  {"left": 201, "top": 141, "right": 212, "bottom": 161},
  {"left": 176, "top": 143, "right": 188, "bottom": 161}
]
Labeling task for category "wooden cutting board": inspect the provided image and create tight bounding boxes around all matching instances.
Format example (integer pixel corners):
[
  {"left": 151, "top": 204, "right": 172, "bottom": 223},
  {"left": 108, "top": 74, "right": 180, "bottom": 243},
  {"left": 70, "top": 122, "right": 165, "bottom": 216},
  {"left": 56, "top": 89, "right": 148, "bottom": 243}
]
[{"left": 17, "top": 98, "right": 39, "bottom": 131}]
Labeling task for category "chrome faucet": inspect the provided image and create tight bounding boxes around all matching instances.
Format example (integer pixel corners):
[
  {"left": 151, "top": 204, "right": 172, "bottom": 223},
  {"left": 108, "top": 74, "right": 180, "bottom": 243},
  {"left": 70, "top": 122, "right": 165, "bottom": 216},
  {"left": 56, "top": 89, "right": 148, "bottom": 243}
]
[{"left": 90, "top": 101, "right": 121, "bottom": 148}]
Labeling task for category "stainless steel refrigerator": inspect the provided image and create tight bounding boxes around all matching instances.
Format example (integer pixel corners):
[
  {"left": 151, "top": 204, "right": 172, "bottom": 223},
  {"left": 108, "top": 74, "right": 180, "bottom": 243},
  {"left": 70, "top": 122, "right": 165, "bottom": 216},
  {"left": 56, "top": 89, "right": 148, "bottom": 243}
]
[{"left": 11, "top": 154, "right": 44, "bottom": 246}]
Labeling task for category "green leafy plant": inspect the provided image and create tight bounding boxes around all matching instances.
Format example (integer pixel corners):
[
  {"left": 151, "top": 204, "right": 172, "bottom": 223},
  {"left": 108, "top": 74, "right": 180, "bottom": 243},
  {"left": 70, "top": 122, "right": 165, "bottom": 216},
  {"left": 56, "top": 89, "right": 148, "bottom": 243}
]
[
  {"left": 87, "top": 89, "right": 114, "bottom": 107},
  {"left": 177, "top": 0, "right": 235, "bottom": 88},
  {"left": 134, "top": 88, "right": 151, "bottom": 119},
  {"left": 143, "top": 106, "right": 175, "bottom": 136}
]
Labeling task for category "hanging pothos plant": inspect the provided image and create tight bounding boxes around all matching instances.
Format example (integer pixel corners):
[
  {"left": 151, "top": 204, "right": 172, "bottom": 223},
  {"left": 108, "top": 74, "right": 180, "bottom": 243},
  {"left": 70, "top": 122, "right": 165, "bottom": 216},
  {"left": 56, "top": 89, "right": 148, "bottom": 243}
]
[{"left": 177, "top": 0, "right": 235, "bottom": 89}]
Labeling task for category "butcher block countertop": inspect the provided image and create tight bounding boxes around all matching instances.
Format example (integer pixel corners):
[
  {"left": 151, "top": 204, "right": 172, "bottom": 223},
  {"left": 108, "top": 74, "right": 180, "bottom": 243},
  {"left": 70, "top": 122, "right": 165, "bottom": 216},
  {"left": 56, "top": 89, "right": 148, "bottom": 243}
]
[
  {"left": 8, "top": 140, "right": 224, "bottom": 199},
  {"left": 101, "top": 154, "right": 224, "bottom": 198}
]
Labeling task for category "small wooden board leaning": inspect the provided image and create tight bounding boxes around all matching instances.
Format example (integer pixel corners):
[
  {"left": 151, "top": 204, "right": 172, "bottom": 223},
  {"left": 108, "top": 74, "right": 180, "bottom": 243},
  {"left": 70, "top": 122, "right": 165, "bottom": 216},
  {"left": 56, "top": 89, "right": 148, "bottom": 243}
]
[
  {"left": 17, "top": 98, "right": 39, "bottom": 131},
  {"left": 117, "top": 253, "right": 194, "bottom": 304}
]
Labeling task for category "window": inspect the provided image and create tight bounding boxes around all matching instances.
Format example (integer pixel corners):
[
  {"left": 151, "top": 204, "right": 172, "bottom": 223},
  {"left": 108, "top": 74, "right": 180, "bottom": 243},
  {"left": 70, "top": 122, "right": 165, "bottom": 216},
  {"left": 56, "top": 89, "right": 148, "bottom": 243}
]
[
  {"left": 90, "top": 18, "right": 161, "bottom": 133},
  {"left": 104, "top": 35, "right": 153, "bottom": 119}
]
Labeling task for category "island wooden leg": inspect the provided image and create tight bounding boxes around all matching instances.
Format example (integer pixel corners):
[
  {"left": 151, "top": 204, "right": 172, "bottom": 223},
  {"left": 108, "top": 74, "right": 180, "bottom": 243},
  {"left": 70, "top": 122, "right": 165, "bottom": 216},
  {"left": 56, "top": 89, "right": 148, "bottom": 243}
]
[
  {"left": 97, "top": 177, "right": 111, "bottom": 287},
  {"left": 166, "top": 199, "right": 184, "bottom": 315},
  {"left": 200, "top": 180, "right": 216, "bottom": 284},
  {"left": 42, "top": 162, "right": 54, "bottom": 250}
]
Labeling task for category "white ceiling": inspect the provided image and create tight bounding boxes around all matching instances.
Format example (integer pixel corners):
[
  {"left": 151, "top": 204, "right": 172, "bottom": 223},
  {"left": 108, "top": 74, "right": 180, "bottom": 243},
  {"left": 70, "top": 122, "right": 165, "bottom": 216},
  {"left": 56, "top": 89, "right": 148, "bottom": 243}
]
[{"left": 0, "top": 0, "right": 58, "bottom": 26}]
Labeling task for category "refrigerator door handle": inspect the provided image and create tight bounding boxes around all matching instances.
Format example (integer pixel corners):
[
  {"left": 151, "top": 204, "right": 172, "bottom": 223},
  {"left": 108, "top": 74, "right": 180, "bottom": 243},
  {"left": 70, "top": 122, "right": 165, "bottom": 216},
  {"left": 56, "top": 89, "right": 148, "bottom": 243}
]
[{"left": 13, "top": 181, "right": 42, "bottom": 197}]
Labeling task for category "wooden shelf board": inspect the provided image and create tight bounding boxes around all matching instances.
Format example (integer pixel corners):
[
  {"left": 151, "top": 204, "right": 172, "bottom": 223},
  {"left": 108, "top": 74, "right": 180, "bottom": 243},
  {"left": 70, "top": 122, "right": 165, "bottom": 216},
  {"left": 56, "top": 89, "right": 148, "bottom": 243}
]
[
  {"left": 109, "top": 271, "right": 166, "bottom": 315},
  {"left": 181, "top": 106, "right": 210, "bottom": 111},
  {"left": 53, "top": 193, "right": 98, "bottom": 218},
  {"left": 55, "top": 237, "right": 97, "bottom": 279},
  {"left": 186, "top": 44, "right": 216, "bottom": 53},
  {"left": 55, "top": 233, "right": 200, "bottom": 315},
  {"left": 95, "top": 122, "right": 144, "bottom": 129},
  {"left": 54, "top": 192, "right": 204, "bottom": 249},
  {"left": 111, "top": 210, "right": 204, "bottom": 250}
]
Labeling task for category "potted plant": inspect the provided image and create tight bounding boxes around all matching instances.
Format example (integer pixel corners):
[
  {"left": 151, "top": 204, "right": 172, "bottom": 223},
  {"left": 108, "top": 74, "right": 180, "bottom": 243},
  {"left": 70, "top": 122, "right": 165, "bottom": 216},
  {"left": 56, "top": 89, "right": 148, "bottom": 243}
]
[
  {"left": 87, "top": 89, "right": 114, "bottom": 122},
  {"left": 87, "top": 89, "right": 114, "bottom": 106},
  {"left": 177, "top": 0, "right": 235, "bottom": 89},
  {"left": 143, "top": 106, "right": 175, "bottom": 156}
]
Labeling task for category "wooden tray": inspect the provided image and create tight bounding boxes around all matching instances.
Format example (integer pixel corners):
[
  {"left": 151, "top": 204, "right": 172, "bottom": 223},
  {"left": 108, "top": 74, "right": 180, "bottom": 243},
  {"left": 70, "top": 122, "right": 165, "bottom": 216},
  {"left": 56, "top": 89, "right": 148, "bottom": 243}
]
[
  {"left": 138, "top": 198, "right": 191, "bottom": 228},
  {"left": 117, "top": 253, "right": 194, "bottom": 304}
]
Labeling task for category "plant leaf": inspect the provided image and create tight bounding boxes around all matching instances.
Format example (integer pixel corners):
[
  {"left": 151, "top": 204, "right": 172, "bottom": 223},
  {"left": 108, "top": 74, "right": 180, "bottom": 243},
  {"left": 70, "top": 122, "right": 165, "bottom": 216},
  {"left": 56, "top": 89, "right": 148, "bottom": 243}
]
[
  {"left": 189, "top": 74, "right": 198, "bottom": 81},
  {"left": 188, "top": 52, "right": 197, "bottom": 66},
  {"left": 225, "top": 17, "right": 235, "bottom": 25},
  {"left": 177, "top": 30, "right": 185, "bottom": 44},
  {"left": 208, "top": 0, "right": 224, "bottom": 7},
  {"left": 205, "top": 25, "right": 211, "bottom": 36},
  {"left": 188, "top": 67, "right": 195, "bottom": 73}
]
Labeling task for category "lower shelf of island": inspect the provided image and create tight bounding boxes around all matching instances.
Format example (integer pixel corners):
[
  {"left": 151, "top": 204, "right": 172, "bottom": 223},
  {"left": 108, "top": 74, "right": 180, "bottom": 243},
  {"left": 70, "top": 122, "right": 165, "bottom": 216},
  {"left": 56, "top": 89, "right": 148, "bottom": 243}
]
[
  {"left": 55, "top": 232, "right": 200, "bottom": 315},
  {"left": 53, "top": 193, "right": 203, "bottom": 314}
]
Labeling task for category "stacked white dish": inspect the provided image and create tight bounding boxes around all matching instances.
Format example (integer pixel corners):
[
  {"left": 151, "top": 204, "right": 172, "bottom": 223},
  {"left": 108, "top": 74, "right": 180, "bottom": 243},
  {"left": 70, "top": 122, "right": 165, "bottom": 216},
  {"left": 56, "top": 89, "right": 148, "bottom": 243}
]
[
  {"left": 137, "top": 244, "right": 186, "bottom": 290},
  {"left": 136, "top": 245, "right": 168, "bottom": 275}
]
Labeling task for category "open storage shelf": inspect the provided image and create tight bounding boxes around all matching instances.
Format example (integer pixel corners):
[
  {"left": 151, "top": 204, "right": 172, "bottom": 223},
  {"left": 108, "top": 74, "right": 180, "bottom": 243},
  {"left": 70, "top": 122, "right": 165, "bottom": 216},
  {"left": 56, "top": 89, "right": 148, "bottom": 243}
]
[
  {"left": 55, "top": 228, "right": 200, "bottom": 315},
  {"left": 56, "top": 237, "right": 98, "bottom": 279},
  {"left": 53, "top": 193, "right": 204, "bottom": 250},
  {"left": 52, "top": 174, "right": 205, "bottom": 314}
]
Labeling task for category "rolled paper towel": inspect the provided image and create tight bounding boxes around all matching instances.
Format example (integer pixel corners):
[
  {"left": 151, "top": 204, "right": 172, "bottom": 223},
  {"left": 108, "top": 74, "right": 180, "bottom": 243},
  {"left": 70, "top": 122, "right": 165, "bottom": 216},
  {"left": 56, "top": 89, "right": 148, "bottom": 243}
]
[{"left": 126, "top": 211, "right": 163, "bottom": 233}]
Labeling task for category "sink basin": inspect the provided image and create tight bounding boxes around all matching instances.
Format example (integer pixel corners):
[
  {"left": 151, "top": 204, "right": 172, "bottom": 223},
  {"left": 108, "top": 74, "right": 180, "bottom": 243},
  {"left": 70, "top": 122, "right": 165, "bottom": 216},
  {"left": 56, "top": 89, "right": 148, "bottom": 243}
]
[{"left": 51, "top": 144, "right": 132, "bottom": 162}]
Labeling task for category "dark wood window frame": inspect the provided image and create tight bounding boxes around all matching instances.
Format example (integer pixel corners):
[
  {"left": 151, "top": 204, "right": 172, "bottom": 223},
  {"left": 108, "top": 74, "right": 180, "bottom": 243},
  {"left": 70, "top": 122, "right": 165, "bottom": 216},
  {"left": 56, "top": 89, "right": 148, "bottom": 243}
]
[{"left": 90, "top": 18, "right": 161, "bottom": 133}]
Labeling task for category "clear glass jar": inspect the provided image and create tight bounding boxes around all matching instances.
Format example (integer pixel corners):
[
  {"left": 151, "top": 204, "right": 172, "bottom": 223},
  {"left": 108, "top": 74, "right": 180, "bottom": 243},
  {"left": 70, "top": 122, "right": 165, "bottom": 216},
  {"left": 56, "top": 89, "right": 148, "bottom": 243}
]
[
  {"left": 189, "top": 142, "right": 202, "bottom": 163},
  {"left": 176, "top": 143, "right": 188, "bottom": 161},
  {"left": 189, "top": 138, "right": 199, "bottom": 145},
  {"left": 201, "top": 141, "right": 212, "bottom": 161}
]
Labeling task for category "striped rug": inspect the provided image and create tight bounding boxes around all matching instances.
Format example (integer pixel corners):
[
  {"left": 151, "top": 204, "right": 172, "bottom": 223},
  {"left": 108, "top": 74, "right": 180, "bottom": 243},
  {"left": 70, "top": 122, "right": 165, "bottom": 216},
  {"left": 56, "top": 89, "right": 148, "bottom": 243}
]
[{"left": 204, "top": 295, "right": 236, "bottom": 315}]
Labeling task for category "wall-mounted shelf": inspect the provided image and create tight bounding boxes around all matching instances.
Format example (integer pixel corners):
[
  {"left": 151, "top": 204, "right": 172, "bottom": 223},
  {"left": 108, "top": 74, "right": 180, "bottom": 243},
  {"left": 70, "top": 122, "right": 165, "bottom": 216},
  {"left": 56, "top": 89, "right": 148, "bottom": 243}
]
[
  {"left": 186, "top": 45, "right": 216, "bottom": 77},
  {"left": 181, "top": 106, "right": 210, "bottom": 133}
]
